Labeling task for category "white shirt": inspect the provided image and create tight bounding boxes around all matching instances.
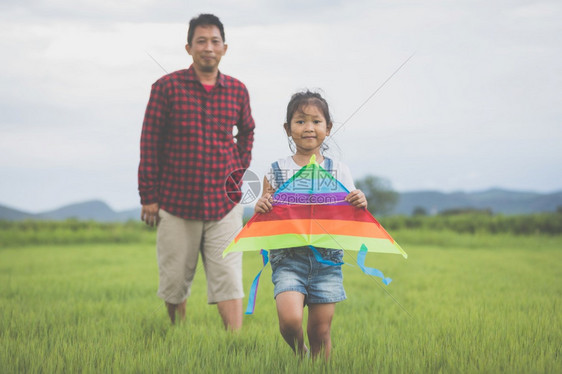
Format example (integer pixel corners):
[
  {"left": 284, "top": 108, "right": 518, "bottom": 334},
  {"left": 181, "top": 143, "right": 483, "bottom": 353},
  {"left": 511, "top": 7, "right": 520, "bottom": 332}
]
[{"left": 266, "top": 156, "right": 356, "bottom": 192}]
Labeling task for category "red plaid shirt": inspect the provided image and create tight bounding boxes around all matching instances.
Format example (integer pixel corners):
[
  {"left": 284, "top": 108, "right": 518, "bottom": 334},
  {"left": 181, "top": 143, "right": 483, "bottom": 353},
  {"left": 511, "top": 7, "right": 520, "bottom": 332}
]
[{"left": 138, "top": 65, "right": 255, "bottom": 220}]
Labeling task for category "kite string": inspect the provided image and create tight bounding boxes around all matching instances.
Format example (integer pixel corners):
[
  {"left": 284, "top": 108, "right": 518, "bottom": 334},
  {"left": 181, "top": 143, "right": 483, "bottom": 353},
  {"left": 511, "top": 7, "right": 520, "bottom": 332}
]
[
  {"left": 330, "top": 52, "right": 416, "bottom": 138},
  {"left": 143, "top": 51, "right": 415, "bottom": 317}
]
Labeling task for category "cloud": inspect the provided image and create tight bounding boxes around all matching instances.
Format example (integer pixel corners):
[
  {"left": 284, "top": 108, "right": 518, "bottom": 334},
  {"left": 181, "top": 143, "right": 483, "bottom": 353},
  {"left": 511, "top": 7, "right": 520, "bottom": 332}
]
[
  {"left": 0, "top": 0, "right": 354, "bottom": 25},
  {"left": 0, "top": 0, "right": 561, "bottom": 212}
]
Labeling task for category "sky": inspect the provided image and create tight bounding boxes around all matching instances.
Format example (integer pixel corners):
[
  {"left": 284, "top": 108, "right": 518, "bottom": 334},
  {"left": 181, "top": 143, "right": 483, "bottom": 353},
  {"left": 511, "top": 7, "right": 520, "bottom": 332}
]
[{"left": 1, "top": 0, "right": 561, "bottom": 213}]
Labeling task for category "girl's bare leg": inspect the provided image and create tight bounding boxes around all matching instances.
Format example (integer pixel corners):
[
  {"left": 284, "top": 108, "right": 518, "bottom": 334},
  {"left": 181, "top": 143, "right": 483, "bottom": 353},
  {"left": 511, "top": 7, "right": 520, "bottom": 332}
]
[
  {"left": 276, "top": 291, "right": 308, "bottom": 357},
  {"left": 307, "top": 303, "right": 335, "bottom": 360}
]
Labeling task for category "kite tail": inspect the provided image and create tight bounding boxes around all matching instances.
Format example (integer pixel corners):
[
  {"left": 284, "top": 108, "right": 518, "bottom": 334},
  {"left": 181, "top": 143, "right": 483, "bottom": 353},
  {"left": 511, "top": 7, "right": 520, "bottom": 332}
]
[
  {"left": 308, "top": 246, "right": 344, "bottom": 266},
  {"left": 245, "top": 249, "right": 269, "bottom": 315},
  {"left": 357, "top": 244, "right": 392, "bottom": 285}
]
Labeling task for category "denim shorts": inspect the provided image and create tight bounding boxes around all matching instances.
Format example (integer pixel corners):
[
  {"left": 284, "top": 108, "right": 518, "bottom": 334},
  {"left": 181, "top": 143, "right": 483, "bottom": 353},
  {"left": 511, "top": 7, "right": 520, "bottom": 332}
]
[{"left": 270, "top": 247, "right": 346, "bottom": 304}]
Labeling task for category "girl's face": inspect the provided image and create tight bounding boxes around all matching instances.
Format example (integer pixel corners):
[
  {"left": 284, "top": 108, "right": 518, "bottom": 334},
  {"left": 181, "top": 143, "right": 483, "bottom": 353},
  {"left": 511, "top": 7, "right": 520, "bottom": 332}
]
[{"left": 285, "top": 104, "right": 332, "bottom": 156}]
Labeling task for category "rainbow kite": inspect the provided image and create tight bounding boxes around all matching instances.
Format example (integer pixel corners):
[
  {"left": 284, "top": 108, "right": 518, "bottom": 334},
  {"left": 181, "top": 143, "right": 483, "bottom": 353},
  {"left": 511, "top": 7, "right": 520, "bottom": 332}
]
[{"left": 223, "top": 155, "right": 407, "bottom": 313}]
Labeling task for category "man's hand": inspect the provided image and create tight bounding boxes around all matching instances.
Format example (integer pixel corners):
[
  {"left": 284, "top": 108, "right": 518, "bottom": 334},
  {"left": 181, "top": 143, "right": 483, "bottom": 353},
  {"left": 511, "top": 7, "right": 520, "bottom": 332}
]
[
  {"left": 141, "top": 203, "right": 160, "bottom": 227},
  {"left": 345, "top": 190, "right": 368, "bottom": 209}
]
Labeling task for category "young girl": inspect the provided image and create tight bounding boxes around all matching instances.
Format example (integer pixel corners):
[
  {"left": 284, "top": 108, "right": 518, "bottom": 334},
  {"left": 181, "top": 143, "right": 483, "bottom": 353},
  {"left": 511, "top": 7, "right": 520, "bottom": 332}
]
[{"left": 254, "top": 91, "right": 367, "bottom": 360}]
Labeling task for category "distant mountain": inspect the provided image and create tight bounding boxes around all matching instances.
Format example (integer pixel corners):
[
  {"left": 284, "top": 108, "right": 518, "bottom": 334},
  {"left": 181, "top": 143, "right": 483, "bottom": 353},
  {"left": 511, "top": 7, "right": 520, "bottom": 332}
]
[
  {"left": 391, "top": 188, "right": 562, "bottom": 215},
  {"left": 0, "top": 200, "right": 141, "bottom": 222},
  {"left": 116, "top": 207, "right": 142, "bottom": 221},
  {"left": 1, "top": 188, "right": 561, "bottom": 221},
  {"left": 38, "top": 200, "right": 118, "bottom": 221},
  {"left": 0, "top": 205, "right": 36, "bottom": 221}
]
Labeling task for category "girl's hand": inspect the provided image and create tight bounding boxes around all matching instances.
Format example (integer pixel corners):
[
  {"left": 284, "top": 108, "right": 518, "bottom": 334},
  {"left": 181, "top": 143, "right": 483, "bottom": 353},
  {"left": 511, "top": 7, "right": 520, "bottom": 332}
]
[
  {"left": 345, "top": 189, "right": 368, "bottom": 209},
  {"left": 255, "top": 193, "right": 273, "bottom": 213}
]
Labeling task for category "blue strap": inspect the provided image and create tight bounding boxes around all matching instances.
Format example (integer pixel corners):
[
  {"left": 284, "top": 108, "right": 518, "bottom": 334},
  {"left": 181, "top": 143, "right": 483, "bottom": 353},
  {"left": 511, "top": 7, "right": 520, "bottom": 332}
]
[
  {"left": 271, "top": 161, "right": 285, "bottom": 189},
  {"left": 308, "top": 245, "right": 344, "bottom": 266},
  {"left": 357, "top": 244, "right": 392, "bottom": 285},
  {"left": 244, "top": 249, "right": 269, "bottom": 315},
  {"left": 323, "top": 157, "right": 332, "bottom": 173}
]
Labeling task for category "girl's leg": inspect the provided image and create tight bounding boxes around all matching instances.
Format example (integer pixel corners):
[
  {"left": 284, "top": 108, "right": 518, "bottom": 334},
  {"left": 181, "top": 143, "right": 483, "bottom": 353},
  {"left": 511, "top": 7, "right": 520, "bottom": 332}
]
[
  {"left": 276, "top": 291, "right": 308, "bottom": 357},
  {"left": 307, "top": 303, "right": 336, "bottom": 360}
]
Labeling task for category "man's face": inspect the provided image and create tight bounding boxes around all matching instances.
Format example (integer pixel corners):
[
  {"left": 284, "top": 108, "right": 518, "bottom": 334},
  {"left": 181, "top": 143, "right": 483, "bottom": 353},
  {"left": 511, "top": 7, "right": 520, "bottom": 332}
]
[{"left": 185, "top": 25, "right": 227, "bottom": 73}]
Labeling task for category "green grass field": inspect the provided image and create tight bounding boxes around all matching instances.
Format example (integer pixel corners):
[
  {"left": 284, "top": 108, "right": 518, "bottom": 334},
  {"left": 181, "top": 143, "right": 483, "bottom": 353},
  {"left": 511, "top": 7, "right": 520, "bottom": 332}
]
[{"left": 1, "top": 230, "right": 561, "bottom": 373}]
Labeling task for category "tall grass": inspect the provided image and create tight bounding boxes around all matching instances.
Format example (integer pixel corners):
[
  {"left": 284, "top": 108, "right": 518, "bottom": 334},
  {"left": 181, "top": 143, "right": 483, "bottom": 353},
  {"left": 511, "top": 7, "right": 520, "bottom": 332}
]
[
  {"left": 0, "top": 220, "right": 154, "bottom": 247},
  {"left": 380, "top": 212, "right": 562, "bottom": 235},
  {"left": 1, "top": 232, "right": 560, "bottom": 373}
]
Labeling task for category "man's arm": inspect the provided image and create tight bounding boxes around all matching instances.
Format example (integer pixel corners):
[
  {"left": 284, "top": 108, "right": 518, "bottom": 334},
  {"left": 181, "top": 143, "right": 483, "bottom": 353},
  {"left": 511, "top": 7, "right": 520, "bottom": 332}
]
[
  {"left": 138, "top": 80, "right": 168, "bottom": 224},
  {"left": 235, "top": 86, "right": 255, "bottom": 169}
]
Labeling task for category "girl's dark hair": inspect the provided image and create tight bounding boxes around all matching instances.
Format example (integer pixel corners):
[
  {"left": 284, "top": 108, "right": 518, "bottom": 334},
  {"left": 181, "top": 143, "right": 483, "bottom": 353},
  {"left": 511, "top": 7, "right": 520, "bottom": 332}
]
[
  {"left": 285, "top": 91, "right": 332, "bottom": 125},
  {"left": 285, "top": 90, "right": 333, "bottom": 154},
  {"left": 187, "top": 14, "right": 225, "bottom": 45}
]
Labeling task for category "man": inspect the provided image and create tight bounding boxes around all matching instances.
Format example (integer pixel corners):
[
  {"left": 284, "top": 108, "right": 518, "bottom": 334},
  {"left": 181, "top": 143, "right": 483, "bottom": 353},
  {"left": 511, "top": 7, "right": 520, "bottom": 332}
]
[{"left": 138, "top": 14, "right": 255, "bottom": 329}]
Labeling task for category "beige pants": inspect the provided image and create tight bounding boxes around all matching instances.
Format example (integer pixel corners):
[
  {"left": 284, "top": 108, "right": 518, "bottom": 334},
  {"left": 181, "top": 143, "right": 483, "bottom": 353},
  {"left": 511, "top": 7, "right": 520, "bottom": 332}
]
[{"left": 156, "top": 205, "right": 244, "bottom": 304}]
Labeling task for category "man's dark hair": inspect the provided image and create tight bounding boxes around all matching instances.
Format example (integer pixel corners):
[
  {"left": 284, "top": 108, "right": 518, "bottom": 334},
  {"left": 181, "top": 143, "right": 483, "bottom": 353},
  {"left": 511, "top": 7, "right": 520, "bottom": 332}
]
[{"left": 187, "top": 14, "right": 225, "bottom": 46}]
